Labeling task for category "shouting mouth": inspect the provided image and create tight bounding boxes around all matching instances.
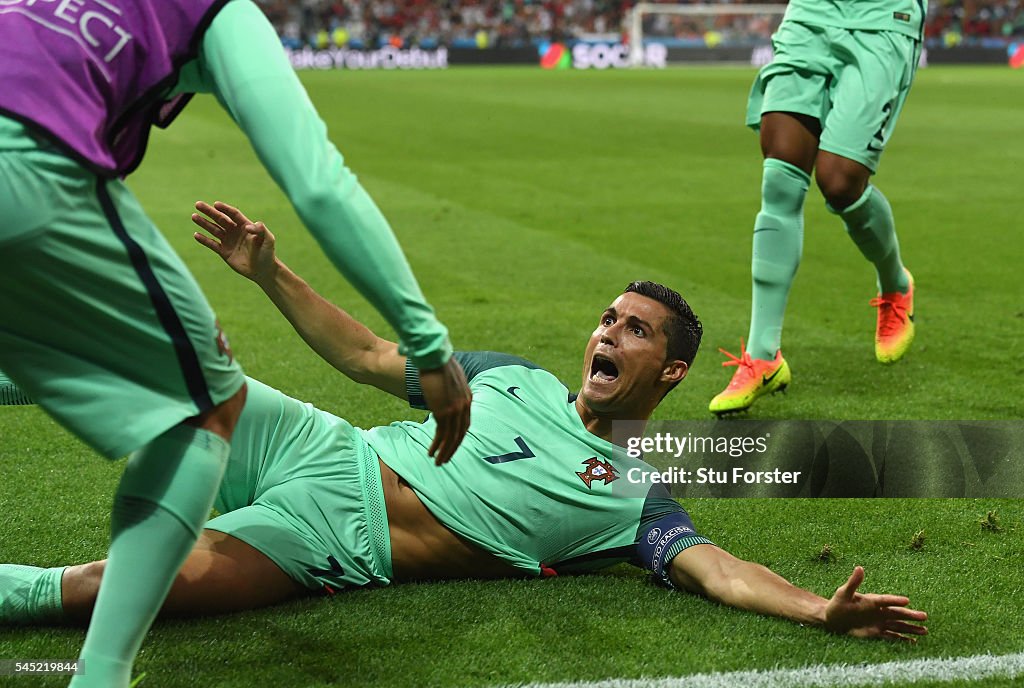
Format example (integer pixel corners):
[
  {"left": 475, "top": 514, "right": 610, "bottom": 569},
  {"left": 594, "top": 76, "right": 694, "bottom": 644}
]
[{"left": 590, "top": 353, "right": 619, "bottom": 383}]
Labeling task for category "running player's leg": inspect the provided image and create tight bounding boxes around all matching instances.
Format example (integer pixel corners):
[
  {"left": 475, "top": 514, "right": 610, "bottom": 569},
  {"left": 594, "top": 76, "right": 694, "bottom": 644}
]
[
  {"left": 815, "top": 150, "right": 910, "bottom": 297},
  {"left": 815, "top": 138, "right": 909, "bottom": 299},
  {"left": 708, "top": 114, "right": 811, "bottom": 415},
  {"left": 710, "top": 113, "right": 815, "bottom": 415},
  {"left": 748, "top": 111, "right": 818, "bottom": 362},
  {"left": 815, "top": 29, "right": 918, "bottom": 362},
  {"left": 0, "top": 145, "right": 245, "bottom": 687},
  {"left": 73, "top": 389, "right": 246, "bottom": 686},
  {"left": 710, "top": 21, "right": 829, "bottom": 414}
]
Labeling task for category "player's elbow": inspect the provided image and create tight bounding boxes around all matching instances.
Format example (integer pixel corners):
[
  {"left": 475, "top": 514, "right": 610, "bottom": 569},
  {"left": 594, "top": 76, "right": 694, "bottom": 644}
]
[
  {"left": 344, "top": 362, "right": 374, "bottom": 386},
  {"left": 342, "top": 339, "right": 399, "bottom": 388},
  {"left": 291, "top": 184, "right": 340, "bottom": 228},
  {"left": 334, "top": 347, "right": 378, "bottom": 386},
  {"left": 287, "top": 161, "right": 357, "bottom": 234}
]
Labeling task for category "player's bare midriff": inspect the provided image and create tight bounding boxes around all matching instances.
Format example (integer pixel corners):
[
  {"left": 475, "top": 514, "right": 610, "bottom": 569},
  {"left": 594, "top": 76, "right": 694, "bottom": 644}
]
[{"left": 378, "top": 459, "right": 522, "bottom": 582}]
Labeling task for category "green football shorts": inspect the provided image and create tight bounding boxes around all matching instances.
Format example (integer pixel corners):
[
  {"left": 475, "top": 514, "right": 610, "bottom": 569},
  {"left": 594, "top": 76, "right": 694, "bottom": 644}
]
[
  {"left": 746, "top": 20, "right": 920, "bottom": 172},
  {"left": 206, "top": 377, "right": 393, "bottom": 592},
  {"left": 0, "top": 123, "right": 244, "bottom": 459}
]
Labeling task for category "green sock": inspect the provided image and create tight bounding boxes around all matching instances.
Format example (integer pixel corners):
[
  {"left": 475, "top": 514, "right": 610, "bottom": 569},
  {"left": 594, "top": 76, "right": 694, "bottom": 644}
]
[
  {"left": 69, "top": 425, "right": 229, "bottom": 688},
  {"left": 747, "top": 158, "right": 809, "bottom": 361},
  {"left": 833, "top": 185, "right": 909, "bottom": 294},
  {"left": 0, "top": 565, "right": 65, "bottom": 624}
]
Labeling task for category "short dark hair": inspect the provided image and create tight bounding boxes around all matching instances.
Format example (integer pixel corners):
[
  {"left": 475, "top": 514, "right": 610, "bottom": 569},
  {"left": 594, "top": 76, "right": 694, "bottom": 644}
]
[{"left": 623, "top": 281, "right": 702, "bottom": 368}]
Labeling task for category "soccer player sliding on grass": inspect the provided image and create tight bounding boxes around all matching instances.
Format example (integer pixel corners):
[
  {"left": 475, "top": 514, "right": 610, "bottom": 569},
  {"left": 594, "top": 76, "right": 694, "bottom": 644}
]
[
  {"left": 0, "top": 204, "right": 927, "bottom": 645},
  {"left": 709, "top": 0, "right": 923, "bottom": 416},
  {"left": 0, "top": 2, "right": 469, "bottom": 686}
]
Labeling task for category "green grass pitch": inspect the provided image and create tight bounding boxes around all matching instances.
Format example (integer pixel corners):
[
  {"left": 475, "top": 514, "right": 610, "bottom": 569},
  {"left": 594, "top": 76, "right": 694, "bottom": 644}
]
[{"left": 1, "top": 66, "right": 1022, "bottom": 687}]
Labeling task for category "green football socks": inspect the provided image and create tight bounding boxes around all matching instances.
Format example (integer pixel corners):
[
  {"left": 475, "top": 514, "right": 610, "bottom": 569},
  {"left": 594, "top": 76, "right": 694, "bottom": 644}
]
[
  {"left": 70, "top": 425, "right": 229, "bottom": 688},
  {"left": 0, "top": 565, "right": 65, "bottom": 624},
  {"left": 747, "top": 158, "right": 810, "bottom": 361},
  {"left": 833, "top": 185, "right": 910, "bottom": 294}
]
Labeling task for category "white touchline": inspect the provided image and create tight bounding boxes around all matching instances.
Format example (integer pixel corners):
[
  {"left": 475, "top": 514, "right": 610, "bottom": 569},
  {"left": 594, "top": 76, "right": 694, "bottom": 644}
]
[{"left": 503, "top": 652, "right": 1024, "bottom": 688}]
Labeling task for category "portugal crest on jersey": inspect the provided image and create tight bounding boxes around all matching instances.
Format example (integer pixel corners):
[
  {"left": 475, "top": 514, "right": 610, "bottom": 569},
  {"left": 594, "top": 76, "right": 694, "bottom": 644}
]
[{"left": 576, "top": 457, "right": 618, "bottom": 488}]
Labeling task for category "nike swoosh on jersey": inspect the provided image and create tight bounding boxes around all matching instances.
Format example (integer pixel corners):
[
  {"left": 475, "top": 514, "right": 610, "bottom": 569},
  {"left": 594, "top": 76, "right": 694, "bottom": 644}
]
[{"left": 507, "top": 386, "right": 525, "bottom": 402}]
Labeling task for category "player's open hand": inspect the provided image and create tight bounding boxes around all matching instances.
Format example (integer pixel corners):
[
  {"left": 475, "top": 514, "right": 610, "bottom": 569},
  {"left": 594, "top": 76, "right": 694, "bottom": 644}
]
[
  {"left": 418, "top": 357, "right": 472, "bottom": 465},
  {"left": 823, "top": 566, "right": 928, "bottom": 642},
  {"left": 192, "top": 201, "right": 278, "bottom": 285}
]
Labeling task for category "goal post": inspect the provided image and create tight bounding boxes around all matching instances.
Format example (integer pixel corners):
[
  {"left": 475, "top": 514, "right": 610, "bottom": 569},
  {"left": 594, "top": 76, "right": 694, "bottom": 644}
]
[{"left": 627, "top": 3, "right": 789, "bottom": 67}]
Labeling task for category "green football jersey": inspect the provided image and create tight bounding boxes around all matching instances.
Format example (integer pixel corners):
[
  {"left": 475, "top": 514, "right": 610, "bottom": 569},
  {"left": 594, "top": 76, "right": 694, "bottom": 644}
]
[
  {"left": 784, "top": 0, "right": 927, "bottom": 40},
  {"left": 361, "top": 352, "right": 712, "bottom": 578}
]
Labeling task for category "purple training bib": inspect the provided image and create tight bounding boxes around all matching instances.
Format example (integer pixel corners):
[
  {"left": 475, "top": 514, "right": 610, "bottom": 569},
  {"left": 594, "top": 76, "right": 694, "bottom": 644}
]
[{"left": 0, "top": 0, "right": 229, "bottom": 176}]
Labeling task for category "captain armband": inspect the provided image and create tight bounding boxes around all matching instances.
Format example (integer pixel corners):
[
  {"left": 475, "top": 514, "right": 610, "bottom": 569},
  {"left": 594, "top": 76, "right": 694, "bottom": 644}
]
[{"left": 636, "top": 511, "right": 715, "bottom": 589}]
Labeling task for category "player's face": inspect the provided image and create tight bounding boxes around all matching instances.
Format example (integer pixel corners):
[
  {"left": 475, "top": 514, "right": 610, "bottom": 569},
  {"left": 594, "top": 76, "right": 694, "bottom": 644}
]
[{"left": 579, "top": 292, "right": 683, "bottom": 416}]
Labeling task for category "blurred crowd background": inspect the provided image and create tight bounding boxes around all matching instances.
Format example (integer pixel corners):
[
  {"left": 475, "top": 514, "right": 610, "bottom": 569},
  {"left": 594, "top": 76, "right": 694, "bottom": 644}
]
[{"left": 255, "top": 0, "right": 1024, "bottom": 50}]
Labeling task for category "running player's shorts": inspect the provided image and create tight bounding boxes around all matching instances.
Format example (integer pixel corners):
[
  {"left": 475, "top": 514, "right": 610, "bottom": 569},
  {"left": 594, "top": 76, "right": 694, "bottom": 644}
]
[
  {"left": 745, "top": 20, "right": 920, "bottom": 172},
  {"left": 0, "top": 120, "right": 244, "bottom": 459},
  {"left": 206, "top": 377, "right": 393, "bottom": 592}
]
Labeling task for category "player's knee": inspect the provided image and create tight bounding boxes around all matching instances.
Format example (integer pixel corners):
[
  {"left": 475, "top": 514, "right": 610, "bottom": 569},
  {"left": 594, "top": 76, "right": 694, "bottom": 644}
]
[
  {"left": 761, "top": 161, "right": 809, "bottom": 213},
  {"left": 60, "top": 561, "right": 106, "bottom": 623},
  {"left": 815, "top": 157, "right": 869, "bottom": 211},
  {"left": 73, "top": 561, "right": 105, "bottom": 596},
  {"left": 186, "top": 381, "right": 248, "bottom": 441}
]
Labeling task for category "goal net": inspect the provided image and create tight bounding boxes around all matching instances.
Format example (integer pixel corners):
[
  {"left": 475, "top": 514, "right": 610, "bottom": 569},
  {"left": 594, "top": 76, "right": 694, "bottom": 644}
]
[{"left": 627, "top": 3, "right": 788, "bottom": 67}]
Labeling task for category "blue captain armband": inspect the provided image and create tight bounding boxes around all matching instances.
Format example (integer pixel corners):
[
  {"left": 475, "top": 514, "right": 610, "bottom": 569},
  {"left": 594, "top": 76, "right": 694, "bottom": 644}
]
[{"left": 637, "top": 511, "right": 715, "bottom": 589}]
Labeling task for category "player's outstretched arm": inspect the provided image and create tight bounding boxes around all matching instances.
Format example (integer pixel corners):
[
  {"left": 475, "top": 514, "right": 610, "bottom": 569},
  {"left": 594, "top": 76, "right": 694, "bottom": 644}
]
[
  {"left": 192, "top": 201, "right": 407, "bottom": 399},
  {"left": 668, "top": 545, "right": 928, "bottom": 641}
]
